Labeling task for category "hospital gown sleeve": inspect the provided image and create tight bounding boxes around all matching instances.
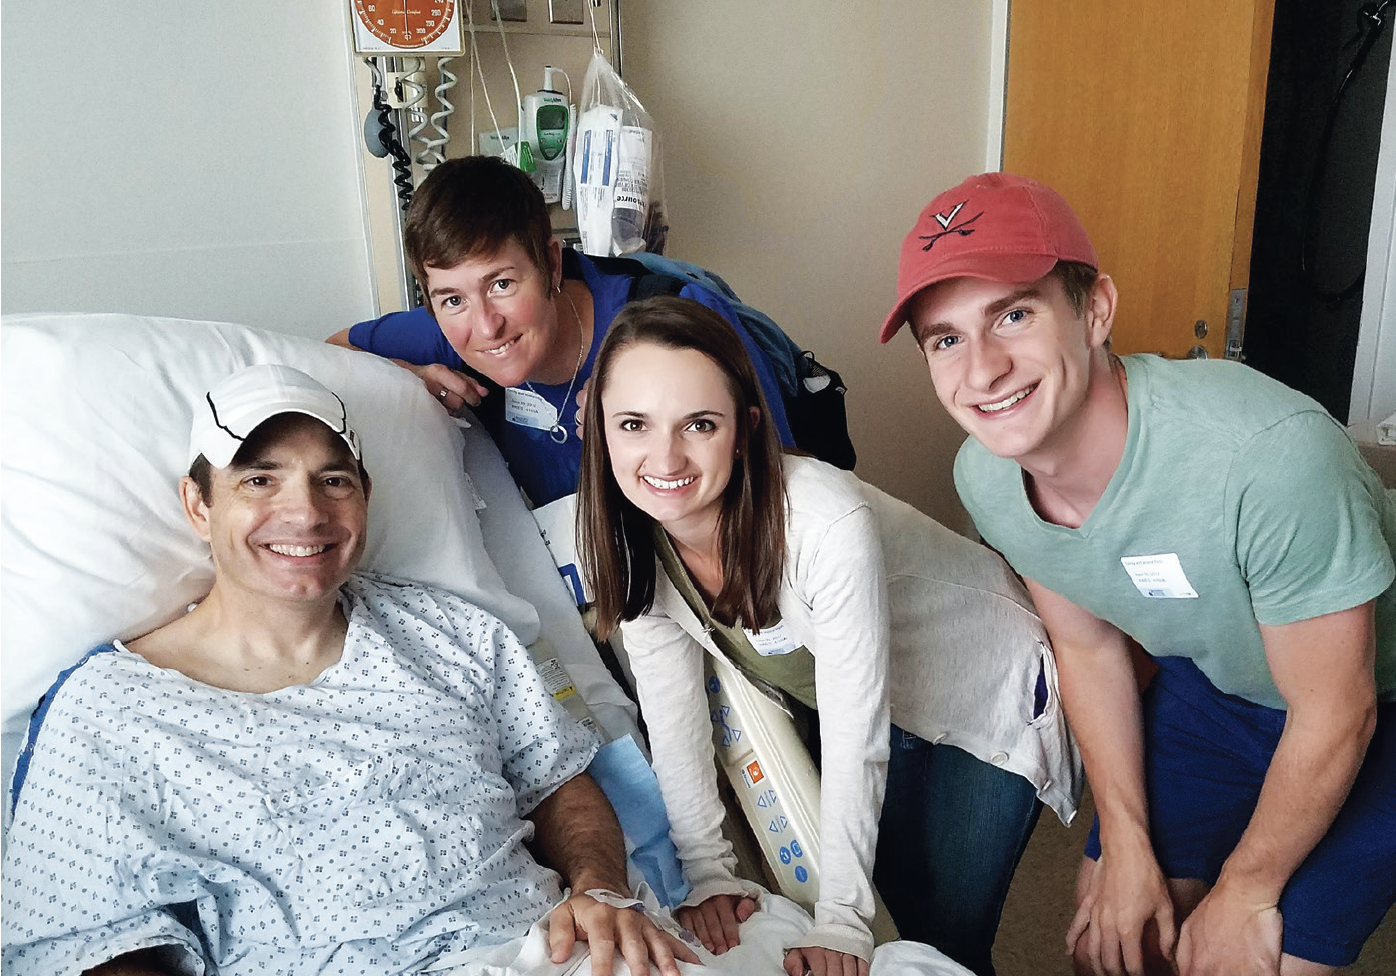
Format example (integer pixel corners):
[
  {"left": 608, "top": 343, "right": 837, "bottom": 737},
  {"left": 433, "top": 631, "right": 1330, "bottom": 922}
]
[
  {"left": 786, "top": 501, "right": 889, "bottom": 962},
  {"left": 620, "top": 611, "right": 763, "bottom": 907},
  {"left": 1, "top": 689, "right": 206, "bottom": 976},
  {"left": 483, "top": 613, "right": 603, "bottom": 816}
]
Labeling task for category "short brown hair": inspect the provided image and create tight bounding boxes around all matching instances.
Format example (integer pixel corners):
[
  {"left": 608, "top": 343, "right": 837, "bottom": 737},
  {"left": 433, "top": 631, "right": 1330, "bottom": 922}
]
[
  {"left": 1048, "top": 260, "right": 1100, "bottom": 315},
  {"left": 404, "top": 156, "right": 554, "bottom": 293},
  {"left": 187, "top": 453, "right": 215, "bottom": 498},
  {"left": 578, "top": 297, "right": 786, "bottom": 640},
  {"left": 186, "top": 416, "right": 370, "bottom": 502}
]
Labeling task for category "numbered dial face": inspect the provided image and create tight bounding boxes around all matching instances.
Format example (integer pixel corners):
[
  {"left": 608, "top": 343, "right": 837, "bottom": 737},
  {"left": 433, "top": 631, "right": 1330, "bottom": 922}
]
[{"left": 353, "top": 1, "right": 456, "bottom": 49}]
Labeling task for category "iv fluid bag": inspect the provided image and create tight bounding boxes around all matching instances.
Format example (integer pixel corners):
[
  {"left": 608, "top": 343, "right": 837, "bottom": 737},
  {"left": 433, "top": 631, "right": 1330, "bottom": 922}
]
[
  {"left": 576, "top": 104, "right": 621, "bottom": 257},
  {"left": 611, "top": 125, "right": 652, "bottom": 256},
  {"left": 574, "top": 50, "right": 666, "bottom": 256}
]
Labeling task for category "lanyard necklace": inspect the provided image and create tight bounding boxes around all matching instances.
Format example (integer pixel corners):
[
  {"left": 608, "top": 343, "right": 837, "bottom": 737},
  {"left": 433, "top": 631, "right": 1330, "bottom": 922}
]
[{"left": 524, "top": 286, "right": 586, "bottom": 444}]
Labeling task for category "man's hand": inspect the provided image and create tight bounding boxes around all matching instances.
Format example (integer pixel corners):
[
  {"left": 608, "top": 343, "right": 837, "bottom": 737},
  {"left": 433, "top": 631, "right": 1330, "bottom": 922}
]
[
  {"left": 1168, "top": 602, "right": 1376, "bottom": 976},
  {"left": 782, "top": 945, "right": 870, "bottom": 976},
  {"left": 675, "top": 893, "right": 756, "bottom": 955},
  {"left": 1023, "top": 580, "right": 1175, "bottom": 976},
  {"left": 1067, "top": 845, "right": 1177, "bottom": 976},
  {"left": 412, "top": 362, "right": 488, "bottom": 416},
  {"left": 529, "top": 776, "right": 697, "bottom": 974},
  {"left": 1175, "top": 881, "right": 1282, "bottom": 976},
  {"left": 547, "top": 890, "right": 699, "bottom": 976}
]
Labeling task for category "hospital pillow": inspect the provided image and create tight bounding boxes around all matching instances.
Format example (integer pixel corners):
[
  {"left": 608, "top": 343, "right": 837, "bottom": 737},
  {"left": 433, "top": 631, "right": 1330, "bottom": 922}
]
[{"left": 1, "top": 313, "right": 539, "bottom": 739}]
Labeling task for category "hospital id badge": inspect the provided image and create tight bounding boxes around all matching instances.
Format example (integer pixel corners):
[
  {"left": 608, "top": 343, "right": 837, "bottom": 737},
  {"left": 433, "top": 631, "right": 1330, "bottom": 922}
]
[
  {"left": 1120, "top": 553, "right": 1199, "bottom": 599},
  {"left": 743, "top": 619, "right": 801, "bottom": 656},
  {"left": 504, "top": 387, "right": 559, "bottom": 431}
]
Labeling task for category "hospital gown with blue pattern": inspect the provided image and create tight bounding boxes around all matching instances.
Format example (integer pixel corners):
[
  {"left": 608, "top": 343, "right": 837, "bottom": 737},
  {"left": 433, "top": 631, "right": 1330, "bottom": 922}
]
[{"left": 1, "top": 573, "right": 600, "bottom": 976}]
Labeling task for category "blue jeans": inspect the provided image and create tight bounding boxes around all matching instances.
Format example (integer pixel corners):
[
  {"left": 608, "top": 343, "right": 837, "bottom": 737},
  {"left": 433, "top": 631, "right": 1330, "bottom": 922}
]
[{"left": 874, "top": 725, "right": 1042, "bottom": 976}]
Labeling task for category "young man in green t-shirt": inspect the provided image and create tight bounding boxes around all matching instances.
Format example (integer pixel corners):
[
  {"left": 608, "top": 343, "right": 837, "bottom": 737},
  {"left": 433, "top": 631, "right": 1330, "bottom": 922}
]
[{"left": 878, "top": 172, "right": 1396, "bottom": 976}]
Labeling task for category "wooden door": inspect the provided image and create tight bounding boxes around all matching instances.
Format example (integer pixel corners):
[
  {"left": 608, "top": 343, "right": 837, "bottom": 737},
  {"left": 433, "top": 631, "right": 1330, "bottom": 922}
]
[{"left": 1003, "top": 0, "right": 1275, "bottom": 358}]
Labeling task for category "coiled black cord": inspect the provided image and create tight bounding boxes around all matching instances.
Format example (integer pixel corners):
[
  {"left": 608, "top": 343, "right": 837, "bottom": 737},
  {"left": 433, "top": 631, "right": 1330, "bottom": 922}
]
[{"left": 367, "top": 66, "right": 416, "bottom": 215}]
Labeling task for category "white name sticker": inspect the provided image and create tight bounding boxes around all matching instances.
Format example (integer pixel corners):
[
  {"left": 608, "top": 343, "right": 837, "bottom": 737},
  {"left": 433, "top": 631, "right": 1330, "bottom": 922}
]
[
  {"left": 504, "top": 387, "right": 558, "bottom": 431},
  {"left": 1120, "top": 553, "right": 1199, "bottom": 599},
  {"left": 743, "top": 619, "right": 802, "bottom": 657}
]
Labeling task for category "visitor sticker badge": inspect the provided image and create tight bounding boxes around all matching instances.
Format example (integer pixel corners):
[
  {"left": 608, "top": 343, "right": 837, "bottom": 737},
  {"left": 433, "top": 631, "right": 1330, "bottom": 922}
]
[
  {"left": 1120, "top": 553, "right": 1199, "bottom": 599},
  {"left": 743, "top": 619, "right": 801, "bottom": 656},
  {"left": 504, "top": 387, "right": 559, "bottom": 430}
]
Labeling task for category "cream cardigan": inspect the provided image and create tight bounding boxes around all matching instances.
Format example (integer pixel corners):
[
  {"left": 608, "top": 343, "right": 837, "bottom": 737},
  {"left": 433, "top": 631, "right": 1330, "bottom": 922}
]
[{"left": 620, "top": 455, "right": 1082, "bottom": 960}]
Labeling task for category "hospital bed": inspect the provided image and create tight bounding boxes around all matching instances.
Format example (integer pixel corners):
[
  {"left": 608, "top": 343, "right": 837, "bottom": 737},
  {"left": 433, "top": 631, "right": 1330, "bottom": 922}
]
[{"left": 0, "top": 312, "right": 957, "bottom": 974}]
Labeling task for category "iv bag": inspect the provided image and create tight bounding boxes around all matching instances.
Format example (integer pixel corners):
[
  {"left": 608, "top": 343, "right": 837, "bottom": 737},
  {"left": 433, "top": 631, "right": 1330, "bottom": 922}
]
[
  {"left": 574, "top": 51, "right": 668, "bottom": 256},
  {"left": 611, "top": 124, "right": 652, "bottom": 254}
]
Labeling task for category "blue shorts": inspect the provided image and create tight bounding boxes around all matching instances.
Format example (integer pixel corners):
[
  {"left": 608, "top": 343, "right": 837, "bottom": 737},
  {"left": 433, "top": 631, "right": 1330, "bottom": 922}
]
[{"left": 1084, "top": 656, "right": 1396, "bottom": 966}]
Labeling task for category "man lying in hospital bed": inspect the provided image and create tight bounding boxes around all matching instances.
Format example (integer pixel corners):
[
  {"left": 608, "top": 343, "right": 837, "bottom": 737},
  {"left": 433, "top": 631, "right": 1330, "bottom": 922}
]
[{"left": 0, "top": 314, "right": 967, "bottom": 975}]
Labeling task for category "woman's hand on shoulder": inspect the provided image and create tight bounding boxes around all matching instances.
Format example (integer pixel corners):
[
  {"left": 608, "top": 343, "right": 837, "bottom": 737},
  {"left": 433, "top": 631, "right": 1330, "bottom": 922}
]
[
  {"left": 675, "top": 893, "right": 756, "bottom": 955},
  {"left": 783, "top": 945, "right": 870, "bottom": 976}
]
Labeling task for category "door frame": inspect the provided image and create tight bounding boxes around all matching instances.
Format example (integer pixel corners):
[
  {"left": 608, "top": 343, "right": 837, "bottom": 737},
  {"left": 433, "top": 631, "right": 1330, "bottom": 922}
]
[
  {"left": 986, "top": 0, "right": 1010, "bottom": 172},
  {"left": 1350, "top": 50, "right": 1396, "bottom": 427}
]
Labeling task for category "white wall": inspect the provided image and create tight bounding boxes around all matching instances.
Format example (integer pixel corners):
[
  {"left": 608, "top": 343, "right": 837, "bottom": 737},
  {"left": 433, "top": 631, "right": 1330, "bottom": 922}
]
[
  {"left": 621, "top": 1, "right": 999, "bottom": 529},
  {"left": 1, "top": 2, "right": 375, "bottom": 340}
]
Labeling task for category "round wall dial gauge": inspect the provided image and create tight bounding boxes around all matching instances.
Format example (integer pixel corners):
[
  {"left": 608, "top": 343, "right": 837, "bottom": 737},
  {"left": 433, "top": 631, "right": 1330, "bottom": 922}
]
[{"left": 352, "top": 1, "right": 458, "bottom": 52}]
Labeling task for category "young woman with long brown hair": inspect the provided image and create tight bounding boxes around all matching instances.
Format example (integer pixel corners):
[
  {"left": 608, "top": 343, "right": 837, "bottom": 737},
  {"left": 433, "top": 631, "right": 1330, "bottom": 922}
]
[{"left": 577, "top": 296, "right": 1080, "bottom": 976}]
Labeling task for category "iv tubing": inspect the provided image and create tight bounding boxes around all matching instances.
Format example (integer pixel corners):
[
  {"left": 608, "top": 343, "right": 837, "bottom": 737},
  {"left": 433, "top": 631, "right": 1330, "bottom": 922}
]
[
  {"left": 490, "top": 0, "right": 526, "bottom": 123},
  {"left": 587, "top": 0, "right": 603, "bottom": 55},
  {"left": 465, "top": 0, "right": 508, "bottom": 158}
]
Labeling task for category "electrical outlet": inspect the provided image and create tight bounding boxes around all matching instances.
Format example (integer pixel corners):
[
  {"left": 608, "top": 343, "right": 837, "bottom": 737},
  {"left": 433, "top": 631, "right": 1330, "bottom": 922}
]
[
  {"left": 487, "top": 0, "right": 527, "bottom": 22},
  {"left": 549, "top": 0, "right": 584, "bottom": 24}
]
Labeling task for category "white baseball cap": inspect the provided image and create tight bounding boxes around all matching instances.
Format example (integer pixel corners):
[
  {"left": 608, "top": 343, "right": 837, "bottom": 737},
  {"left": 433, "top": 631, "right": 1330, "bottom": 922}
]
[{"left": 189, "top": 364, "right": 362, "bottom": 469}]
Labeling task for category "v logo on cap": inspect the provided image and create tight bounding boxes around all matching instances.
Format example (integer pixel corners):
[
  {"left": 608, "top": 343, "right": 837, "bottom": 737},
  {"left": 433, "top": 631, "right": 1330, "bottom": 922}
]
[
  {"left": 934, "top": 202, "right": 965, "bottom": 229},
  {"left": 919, "top": 205, "right": 983, "bottom": 252}
]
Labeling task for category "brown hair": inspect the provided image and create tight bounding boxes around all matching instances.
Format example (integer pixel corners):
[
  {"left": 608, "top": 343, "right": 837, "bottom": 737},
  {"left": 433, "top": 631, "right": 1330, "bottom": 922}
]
[
  {"left": 1048, "top": 260, "right": 1100, "bottom": 315},
  {"left": 403, "top": 156, "right": 554, "bottom": 294},
  {"left": 578, "top": 296, "right": 786, "bottom": 640},
  {"left": 186, "top": 416, "right": 369, "bottom": 502}
]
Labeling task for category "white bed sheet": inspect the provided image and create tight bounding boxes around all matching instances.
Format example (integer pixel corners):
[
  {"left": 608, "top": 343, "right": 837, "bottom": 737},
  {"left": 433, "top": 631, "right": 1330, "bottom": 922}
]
[{"left": 427, "top": 893, "right": 968, "bottom": 975}]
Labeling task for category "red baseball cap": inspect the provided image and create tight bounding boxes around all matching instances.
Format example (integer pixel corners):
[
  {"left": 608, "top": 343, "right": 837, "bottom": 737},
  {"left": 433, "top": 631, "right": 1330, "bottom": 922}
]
[{"left": 879, "top": 172, "right": 1098, "bottom": 343}]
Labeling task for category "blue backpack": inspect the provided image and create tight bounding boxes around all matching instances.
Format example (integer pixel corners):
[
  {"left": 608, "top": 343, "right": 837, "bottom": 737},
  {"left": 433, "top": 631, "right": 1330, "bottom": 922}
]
[{"left": 590, "top": 252, "right": 857, "bottom": 471}]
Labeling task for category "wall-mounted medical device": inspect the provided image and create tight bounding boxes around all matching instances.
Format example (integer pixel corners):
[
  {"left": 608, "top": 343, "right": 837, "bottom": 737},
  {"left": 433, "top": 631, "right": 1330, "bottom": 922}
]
[
  {"left": 521, "top": 66, "right": 573, "bottom": 203},
  {"left": 350, "top": 0, "right": 465, "bottom": 55}
]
